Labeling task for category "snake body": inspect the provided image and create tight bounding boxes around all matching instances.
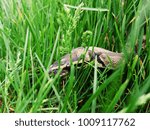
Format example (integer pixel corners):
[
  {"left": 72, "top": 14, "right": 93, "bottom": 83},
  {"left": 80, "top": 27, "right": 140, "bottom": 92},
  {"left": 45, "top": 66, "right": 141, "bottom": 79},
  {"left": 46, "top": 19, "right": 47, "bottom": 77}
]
[{"left": 49, "top": 47, "right": 123, "bottom": 76}]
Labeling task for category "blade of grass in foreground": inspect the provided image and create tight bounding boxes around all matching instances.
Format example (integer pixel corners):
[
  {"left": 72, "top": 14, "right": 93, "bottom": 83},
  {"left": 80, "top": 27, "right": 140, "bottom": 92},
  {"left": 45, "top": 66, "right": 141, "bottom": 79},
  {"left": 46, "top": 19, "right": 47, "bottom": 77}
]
[
  {"left": 29, "top": 27, "right": 61, "bottom": 112},
  {"left": 29, "top": 67, "right": 62, "bottom": 112},
  {"left": 61, "top": 64, "right": 75, "bottom": 112},
  {"left": 15, "top": 28, "right": 29, "bottom": 111},
  {"left": 79, "top": 69, "right": 121, "bottom": 112},
  {"left": 91, "top": 56, "right": 98, "bottom": 113},
  {"left": 106, "top": 79, "right": 129, "bottom": 112},
  {"left": 106, "top": 55, "right": 139, "bottom": 112},
  {"left": 119, "top": 75, "right": 150, "bottom": 112}
]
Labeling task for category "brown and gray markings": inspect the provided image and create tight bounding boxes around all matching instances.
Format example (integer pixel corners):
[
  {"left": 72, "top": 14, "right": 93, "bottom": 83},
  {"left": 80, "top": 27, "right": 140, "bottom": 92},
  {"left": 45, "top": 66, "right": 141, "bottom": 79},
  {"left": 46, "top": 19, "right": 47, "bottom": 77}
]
[{"left": 49, "top": 47, "right": 123, "bottom": 76}]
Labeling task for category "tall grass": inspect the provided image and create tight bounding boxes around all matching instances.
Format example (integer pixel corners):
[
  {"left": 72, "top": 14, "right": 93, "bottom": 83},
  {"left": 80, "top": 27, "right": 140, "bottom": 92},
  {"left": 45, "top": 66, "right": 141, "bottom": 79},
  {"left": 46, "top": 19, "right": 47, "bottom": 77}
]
[{"left": 0, "top": 0, "right": 150, "bottom": 112}]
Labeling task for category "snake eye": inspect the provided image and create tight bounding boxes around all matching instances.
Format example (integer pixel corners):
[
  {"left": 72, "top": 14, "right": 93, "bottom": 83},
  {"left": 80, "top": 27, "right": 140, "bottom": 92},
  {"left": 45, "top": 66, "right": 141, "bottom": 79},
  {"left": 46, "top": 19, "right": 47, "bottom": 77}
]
[
  {"left": 54, "top": 69, "right": 58, "bottom": 74},
  {"left": 49, "top": 68, "right": 58, "bottom": 75}
]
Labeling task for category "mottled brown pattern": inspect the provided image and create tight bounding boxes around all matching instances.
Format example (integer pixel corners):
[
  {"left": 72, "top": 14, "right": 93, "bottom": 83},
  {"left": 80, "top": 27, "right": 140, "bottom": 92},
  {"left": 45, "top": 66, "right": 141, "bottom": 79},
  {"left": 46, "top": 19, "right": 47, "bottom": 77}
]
[{"left": 49, "top": 47, "right": 123, "bottom": 76}]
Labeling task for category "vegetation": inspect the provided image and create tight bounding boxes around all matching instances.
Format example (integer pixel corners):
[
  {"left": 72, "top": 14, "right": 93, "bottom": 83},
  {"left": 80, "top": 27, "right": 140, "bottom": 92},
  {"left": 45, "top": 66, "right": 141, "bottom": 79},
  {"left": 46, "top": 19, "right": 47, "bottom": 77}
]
[{"left": 0, "top": 0, "right": 150, "bottom": 112}]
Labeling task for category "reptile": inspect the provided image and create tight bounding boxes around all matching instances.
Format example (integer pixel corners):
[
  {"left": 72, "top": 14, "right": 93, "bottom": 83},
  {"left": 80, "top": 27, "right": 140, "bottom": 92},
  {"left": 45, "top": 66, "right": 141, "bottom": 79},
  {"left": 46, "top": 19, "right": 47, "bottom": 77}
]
[{"left": 49, "top": 47, "right": 123, "bottom": 76}]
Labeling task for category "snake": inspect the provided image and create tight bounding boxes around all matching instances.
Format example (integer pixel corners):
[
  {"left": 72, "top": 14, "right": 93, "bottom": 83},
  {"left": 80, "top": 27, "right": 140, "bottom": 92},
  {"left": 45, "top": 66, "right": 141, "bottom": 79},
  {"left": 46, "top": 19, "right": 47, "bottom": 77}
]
[{"left": 49, "top": 47, "right": 123, "bottom": 76}]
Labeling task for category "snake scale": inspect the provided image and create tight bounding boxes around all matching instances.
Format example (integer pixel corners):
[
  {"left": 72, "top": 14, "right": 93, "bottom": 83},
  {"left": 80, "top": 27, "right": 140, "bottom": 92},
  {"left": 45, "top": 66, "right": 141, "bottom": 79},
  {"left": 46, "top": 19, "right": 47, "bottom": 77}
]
[{"left": 49, "top": 47, "right": 123, "bottom": 76}]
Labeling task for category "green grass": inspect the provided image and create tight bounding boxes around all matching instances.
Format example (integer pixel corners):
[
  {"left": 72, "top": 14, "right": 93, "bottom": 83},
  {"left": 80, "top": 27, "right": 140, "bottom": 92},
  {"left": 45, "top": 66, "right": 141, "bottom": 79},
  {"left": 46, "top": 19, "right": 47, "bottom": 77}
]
[{"left": 0, "top": 0, "right": 150, "bottom": 113}]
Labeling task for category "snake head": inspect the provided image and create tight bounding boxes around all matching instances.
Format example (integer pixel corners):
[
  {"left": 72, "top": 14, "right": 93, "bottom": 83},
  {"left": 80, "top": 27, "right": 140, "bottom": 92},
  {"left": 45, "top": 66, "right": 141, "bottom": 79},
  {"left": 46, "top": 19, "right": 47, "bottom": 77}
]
[
  {"left": 49, "top": 66, "right": 70, "bottom": 77},
  {"left": 49, "top": 54, "right": 71, "bottom": 76}
]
